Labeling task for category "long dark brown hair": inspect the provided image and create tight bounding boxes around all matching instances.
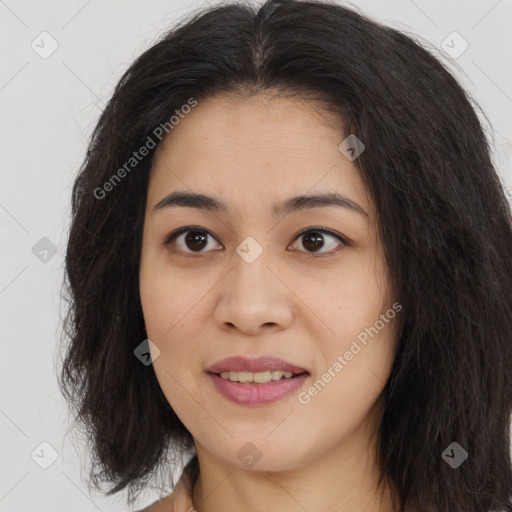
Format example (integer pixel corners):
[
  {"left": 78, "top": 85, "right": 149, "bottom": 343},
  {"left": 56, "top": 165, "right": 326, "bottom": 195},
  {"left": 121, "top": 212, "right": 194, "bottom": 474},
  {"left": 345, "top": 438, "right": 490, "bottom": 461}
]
[{"left": 56, "top": 0, "right": 512, "bottom": 510}]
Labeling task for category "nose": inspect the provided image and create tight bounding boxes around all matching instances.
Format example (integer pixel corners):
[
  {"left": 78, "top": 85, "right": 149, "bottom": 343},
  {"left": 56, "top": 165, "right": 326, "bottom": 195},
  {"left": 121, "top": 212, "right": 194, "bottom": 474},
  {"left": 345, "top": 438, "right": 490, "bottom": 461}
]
[{"left": 213, "top": 248, "right": 294, "bottom": 335}]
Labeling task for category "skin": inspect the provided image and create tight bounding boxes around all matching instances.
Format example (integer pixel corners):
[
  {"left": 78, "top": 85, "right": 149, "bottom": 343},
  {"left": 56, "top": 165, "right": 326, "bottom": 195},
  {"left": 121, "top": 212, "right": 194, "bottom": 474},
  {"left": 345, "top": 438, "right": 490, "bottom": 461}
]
[{"left": 139, "top": 91, "right": 401, "bottom": 512}]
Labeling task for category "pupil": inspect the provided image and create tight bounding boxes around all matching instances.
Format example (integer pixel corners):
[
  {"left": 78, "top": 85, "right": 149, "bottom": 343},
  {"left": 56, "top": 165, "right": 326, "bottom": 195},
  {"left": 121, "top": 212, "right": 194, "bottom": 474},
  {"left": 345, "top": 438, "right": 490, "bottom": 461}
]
[
  {"left": 303, "top": 232, "right": 324, "bottom": 252},
  {"left": 185, "top": 231, "right": 207, "bottom": 251}
]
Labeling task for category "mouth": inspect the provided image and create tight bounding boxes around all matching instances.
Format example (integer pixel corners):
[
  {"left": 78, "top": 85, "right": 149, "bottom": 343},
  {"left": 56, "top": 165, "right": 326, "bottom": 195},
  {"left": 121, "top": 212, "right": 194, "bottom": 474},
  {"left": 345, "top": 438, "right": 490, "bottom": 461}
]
[
  {"left": 206, "top": 355, "right": 309, "bottom": 375},
  {"left": 210, "top": 370, "right": 309, "bottom": 384},
  {"left": 206, "top": 356, "right": 310, "bottom": 406},
  {"left": 207, "top": 371, "right": 310, "bottom": 406}
]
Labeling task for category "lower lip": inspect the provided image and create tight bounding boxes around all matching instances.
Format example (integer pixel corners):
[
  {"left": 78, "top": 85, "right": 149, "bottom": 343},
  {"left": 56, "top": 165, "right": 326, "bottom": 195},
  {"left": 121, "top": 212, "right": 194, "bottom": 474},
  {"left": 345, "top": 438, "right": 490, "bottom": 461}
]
[{"left": 208, "top": 372, "right": 309, "bottom": 406}]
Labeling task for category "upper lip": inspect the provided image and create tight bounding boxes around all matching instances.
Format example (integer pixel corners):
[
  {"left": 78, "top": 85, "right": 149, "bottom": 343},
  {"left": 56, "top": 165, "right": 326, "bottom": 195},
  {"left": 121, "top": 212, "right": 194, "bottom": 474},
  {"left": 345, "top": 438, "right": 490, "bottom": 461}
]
[{"left": 206, "top": 356, "right": 309, "bottom": 375}]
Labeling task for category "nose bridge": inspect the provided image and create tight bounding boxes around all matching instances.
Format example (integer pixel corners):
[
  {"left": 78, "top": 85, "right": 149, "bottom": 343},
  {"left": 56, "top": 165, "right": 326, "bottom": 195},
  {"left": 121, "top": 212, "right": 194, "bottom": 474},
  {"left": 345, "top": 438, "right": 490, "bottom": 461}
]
[
  {"left": 214, "top": 236, "right": 293, "bottom": 331},
  {"left": 229, "top": 238, "right": 275, "bottom": 302}
]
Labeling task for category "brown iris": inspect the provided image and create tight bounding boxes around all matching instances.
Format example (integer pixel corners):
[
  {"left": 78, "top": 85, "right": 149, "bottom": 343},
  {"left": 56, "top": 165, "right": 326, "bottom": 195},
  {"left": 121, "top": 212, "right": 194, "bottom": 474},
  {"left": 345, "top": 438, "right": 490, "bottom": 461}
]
[
  {"left": 185, "top": 230, "right": 208, "bottom": 251},
  {"left": 301, "top": 232, "right": 325, "bottom": 252}
]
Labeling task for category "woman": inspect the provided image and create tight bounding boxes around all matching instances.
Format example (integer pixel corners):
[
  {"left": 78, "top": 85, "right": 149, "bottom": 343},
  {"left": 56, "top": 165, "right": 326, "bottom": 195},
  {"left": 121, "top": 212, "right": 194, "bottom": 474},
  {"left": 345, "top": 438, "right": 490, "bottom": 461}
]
[{"left": 57, "top": 0, "right": 512, "bottom": 511}]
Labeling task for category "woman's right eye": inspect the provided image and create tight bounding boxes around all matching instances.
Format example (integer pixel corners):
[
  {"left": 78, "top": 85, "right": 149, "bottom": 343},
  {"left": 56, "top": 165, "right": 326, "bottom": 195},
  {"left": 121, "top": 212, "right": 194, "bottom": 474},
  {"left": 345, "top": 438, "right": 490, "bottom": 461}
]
[{"left": 163, "top": 228, "right": 223, "bottom": 255}]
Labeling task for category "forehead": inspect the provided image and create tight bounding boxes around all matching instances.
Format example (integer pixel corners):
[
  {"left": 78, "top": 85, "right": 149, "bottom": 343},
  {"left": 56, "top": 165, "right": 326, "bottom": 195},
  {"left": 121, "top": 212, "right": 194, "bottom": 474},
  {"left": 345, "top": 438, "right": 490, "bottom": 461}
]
[{"left": 147, "top": 92, "right": 371, "bottom": 217}]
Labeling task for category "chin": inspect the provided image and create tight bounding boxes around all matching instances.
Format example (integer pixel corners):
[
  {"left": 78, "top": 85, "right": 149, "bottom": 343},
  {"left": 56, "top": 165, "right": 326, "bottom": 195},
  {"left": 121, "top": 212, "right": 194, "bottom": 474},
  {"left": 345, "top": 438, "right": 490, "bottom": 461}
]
[{"left": 210, "top": 440, "right": 311, "bottom": 473}]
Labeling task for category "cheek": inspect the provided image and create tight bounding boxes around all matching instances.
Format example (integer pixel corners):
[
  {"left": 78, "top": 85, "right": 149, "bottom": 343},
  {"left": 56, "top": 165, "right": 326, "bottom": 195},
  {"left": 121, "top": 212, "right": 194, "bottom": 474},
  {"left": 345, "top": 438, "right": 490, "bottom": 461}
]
[
  {"left": 139, "top": 268, "right": 205, "bottom": 415},
  {"left": 140, "top": 256, "right": 201, "bottom": 339},
  {"left": 139, "top": 259, "right": 210, "bottom": 386},
  {"left": 318, "top": 263, "right": 390, "bottom": 345},
  {"left": 140, "top": 283, "right": 203, "bottom": 360},
  {"left": 304, "top": 254, "right": 396, "bottom": 407},
  {"left": 303, "top": 323, "right": 396, "bottom": 433}
]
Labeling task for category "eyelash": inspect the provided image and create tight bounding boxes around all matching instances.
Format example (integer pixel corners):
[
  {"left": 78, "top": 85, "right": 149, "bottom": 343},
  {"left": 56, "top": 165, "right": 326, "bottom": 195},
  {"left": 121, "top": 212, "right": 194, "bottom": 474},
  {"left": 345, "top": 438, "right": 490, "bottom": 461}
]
[{"left": 162, "top": 226, "right": 349, "bottom": 257}]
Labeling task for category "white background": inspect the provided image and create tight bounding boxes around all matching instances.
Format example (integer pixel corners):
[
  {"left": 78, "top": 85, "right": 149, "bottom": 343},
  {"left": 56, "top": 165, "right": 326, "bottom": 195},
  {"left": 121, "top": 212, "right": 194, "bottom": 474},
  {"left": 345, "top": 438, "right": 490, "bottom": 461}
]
[{"left": 1, "top": 0, "right": 511, "bottom": 510}]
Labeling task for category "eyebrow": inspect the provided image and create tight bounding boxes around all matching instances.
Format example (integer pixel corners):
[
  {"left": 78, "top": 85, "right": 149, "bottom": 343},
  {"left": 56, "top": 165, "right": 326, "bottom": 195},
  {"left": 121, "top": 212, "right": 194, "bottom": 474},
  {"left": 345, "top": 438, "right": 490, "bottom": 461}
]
[{"left": 153, "top": 191, "right": 368, "bottom": 218}]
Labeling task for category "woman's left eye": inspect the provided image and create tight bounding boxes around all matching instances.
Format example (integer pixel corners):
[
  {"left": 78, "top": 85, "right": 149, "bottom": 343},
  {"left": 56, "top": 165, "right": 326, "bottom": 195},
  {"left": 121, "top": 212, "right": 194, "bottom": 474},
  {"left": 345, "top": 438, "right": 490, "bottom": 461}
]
[
  {"left": 163, "top": 227, "right": 347, "bottom": 256},
  {"left": 289, "top": 227, "right": 347, "bottom": 255}
]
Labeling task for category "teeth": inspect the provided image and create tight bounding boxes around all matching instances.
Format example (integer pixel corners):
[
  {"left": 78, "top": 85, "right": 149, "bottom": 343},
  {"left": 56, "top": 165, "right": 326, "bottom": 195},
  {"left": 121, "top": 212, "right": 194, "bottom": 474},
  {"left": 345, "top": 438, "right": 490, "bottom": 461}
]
[{"left": 219, "top": 370, "right": 296, "bottom": 384}]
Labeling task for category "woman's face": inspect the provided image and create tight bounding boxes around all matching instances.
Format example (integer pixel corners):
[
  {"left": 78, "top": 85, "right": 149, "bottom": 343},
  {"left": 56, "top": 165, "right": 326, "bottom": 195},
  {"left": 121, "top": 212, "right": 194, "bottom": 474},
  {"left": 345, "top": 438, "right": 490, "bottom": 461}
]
[{"left": 139, "top": 92, "right": 400, "bottom": 472}]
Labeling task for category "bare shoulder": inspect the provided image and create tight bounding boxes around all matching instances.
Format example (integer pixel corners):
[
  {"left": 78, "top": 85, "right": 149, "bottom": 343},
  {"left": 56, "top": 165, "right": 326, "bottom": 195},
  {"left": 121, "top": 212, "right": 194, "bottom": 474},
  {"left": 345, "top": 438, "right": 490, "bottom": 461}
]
[{"left": 136, "top": 493, "right": 175, "bottom": 512}]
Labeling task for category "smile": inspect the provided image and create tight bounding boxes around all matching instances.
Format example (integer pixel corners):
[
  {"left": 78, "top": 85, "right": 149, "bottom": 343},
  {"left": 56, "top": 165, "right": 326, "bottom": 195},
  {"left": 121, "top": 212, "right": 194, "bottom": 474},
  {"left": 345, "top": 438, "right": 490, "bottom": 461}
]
[{"left": 208, "top": 372, "right": 309, "bottom": 406}]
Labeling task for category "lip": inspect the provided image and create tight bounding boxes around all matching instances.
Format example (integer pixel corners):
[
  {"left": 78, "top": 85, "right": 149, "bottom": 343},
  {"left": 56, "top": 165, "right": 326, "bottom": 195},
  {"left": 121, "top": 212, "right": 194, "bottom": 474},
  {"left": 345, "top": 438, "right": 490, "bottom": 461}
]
[
  {"left": 206, "top": 356, "right": 308, "bottom": 375},
  {"left": 208, "top": 372, "right": 309, "bottom": 406}
]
